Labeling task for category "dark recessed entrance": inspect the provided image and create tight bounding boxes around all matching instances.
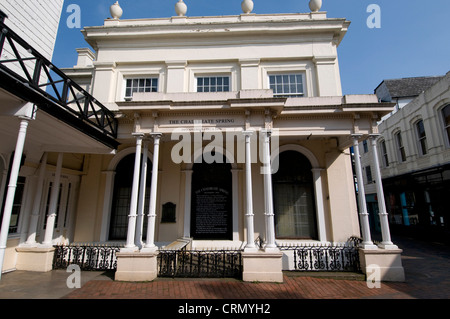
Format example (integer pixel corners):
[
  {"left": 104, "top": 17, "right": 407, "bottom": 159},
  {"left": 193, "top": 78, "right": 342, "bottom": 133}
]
[{"left": 191, "top": 155, "right": 232, "bottom": 240}]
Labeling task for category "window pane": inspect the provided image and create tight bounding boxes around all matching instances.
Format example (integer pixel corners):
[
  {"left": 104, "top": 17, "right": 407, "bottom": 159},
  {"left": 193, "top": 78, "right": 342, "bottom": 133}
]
[
  {"left": 271, "top": 74, "right": 304, "bottom": 97},
  {"left": 197, "top": 76, "right": 230, "bottom": 92},
  {"left": 126, "top": 79, "right": 132, "bottom": 89}
]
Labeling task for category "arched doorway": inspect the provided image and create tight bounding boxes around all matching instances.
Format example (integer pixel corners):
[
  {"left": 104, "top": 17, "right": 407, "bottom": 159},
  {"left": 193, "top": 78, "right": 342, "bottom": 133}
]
[
  {"left": 190, "top": 153, "right": 233, "bottom": 240},
  {"left": 272, "top": 150, "right": 318, "bottom": 239},
  {"left": 109, "top": 153, "right": 152, "bottom": 240}
]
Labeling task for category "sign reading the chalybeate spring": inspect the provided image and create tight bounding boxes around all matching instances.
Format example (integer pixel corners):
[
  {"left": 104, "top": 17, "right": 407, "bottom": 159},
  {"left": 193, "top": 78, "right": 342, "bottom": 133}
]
[{"left": 168, "top": 119, "right": 236, "bottom": 125}]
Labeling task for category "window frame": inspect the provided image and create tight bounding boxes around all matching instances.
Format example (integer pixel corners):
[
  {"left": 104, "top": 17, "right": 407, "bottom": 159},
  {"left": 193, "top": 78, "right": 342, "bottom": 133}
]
[
  {"left": 380, "top": 139, "right": 389, "bottom": 168},
  {"left": 268, "top": 73, "right": 305, "bottom": 98},
  {"left": 441, "top": 104, "right": 450, "bottom": 148},
  {"left": 124, "top": 77, "right": 159, "bottom": 100},
  {"left": 395, "top": 131, "right": 407, "bottom": 163},
  {"left": 365, "top": 165, "right": 373, "bottom": 184},
  {"left": 196, "top": 75, "right": 231, "bottom": 93},
  {"left": 415, "top": 119, "right": 428, "bottom": 156}
]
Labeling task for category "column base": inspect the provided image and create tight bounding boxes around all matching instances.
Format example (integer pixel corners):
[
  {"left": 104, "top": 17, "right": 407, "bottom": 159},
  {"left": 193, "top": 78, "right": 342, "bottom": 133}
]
[
  {"left": 242, "top": 250, "right": 283, "bottom": 283},
  {"left": 359, "top": 248, "right": 405, "bottom": 282},
  {"left": 15, "top": 247, "right": 55, "bottom": 272},
  {"left": 115, "top": 251, "right": 158, "bottom": 282}
]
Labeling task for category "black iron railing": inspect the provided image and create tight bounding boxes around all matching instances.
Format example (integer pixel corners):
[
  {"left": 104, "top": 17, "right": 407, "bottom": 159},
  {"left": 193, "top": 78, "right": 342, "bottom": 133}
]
[
  {"left": 158, "top": 248, "right": 243, "bottom": 279},
  {"left": 53, "top": 243, "right": 122, "bottom": 271},
  {"left": 0, "top": 16, "right": 118, "bottom": 145},
  {"left": 279, "top": 237, "right": 362, "bottom": 272}
]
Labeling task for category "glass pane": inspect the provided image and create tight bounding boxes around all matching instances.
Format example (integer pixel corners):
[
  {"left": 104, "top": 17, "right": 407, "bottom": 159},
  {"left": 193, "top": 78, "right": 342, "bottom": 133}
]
[
  {"left": 223, "top": 77, "right": 229, "bottom": 86},
  {"left": 132, "top": 79, "right": 139, "bottom": 87},
  {"left": 126, "top": 79, "right": 132, "bottom": 89},
  {"left": 269, "top": 76, "right": 275, "bottom": 85},
  {"left": 443, "top": 105, "right": 450, "bottom": 125}
]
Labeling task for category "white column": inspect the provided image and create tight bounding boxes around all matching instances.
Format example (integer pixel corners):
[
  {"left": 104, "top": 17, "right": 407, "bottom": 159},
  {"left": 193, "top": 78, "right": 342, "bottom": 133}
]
[
  {"left": 123, "top": 133, "right": 144, "bottom": 251},
  {"left": 25, "top": 152, "right": 48, "bottom": 246},
  {"left": 143, "top": 133, "right": 162, "bottom": 251},
  {"left": 243, "top": 131, "right": 256, "bottom": 251},
  {"left": 369, "top": 134, "right": 397, "bottom": 249},
  {"left": 182, "top": 169, "right": 193, "bottom": 238},
  {"left": 352, "top": 135, "right": 377, "bottom": 249},
  {"left": 42, "top": 152, "right": 64, "bottom": 247},
  {"left": 311, "top": 168, "right": 327, "bottom": 242},
  {"left": 0, "top": 117, "right": 31, "bottom": 279},
  {"left": 231, "top": 168, "right": 240, "bottom": 241},
  {"left": 135, "top": 140, "right": 149, "bottom": 248},
  {"left": 261, "top": 130, "right": 277, "bottom": 251}
]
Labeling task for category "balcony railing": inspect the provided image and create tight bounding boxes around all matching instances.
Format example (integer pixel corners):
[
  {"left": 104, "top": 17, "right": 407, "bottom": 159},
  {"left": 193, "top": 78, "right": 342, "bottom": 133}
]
[{"left": 0, "top": 14, "right": 118, "bottom": 147}]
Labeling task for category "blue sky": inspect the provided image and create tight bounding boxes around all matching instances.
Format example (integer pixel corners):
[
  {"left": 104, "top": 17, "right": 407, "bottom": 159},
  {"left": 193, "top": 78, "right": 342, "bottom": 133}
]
[{"left": 52, "top": 0, "right": 450, "bottom": 95}]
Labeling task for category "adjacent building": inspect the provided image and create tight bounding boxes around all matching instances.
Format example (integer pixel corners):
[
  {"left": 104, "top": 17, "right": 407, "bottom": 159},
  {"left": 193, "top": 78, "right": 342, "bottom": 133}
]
[{"left": 360, "top": 74, "right": 450, "bottom": 243}]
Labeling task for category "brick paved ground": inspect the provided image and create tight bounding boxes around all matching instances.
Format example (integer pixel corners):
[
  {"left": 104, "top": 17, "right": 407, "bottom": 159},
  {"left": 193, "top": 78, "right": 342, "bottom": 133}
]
[
  {"left": 1, "top": 235, "right": 449, "bottom": 301},
  {"left": 64, "top": 274, "right": 415, "bottom": 299},
  {"left": 63, "top": 235, "right": 450, "bottom": 300}
]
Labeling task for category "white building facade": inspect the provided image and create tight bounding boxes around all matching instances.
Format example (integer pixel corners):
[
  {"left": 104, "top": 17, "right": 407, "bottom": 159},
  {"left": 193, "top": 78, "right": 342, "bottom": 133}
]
[{"left": 1, "top": 1, "right": 405, "bottom": 282}]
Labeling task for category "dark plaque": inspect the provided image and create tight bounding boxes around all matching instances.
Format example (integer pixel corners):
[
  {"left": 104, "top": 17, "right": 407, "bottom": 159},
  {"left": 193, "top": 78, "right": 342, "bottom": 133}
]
[{"left": 191, "top": 160, "right": 232, "bottom": 240}]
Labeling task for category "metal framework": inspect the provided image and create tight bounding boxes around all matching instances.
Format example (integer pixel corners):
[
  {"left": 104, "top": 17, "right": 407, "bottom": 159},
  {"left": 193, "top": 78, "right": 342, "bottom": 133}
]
[
  {"left": 158, "top": 248, "right": 243, "bottom": 279},
  {"left": 279, "top": 237, "right": 362, "bottom": 272},
  {"left": 53, "top": 243, "right": 123, "bottom": 271},
  {"left": 0, "top": 15, "right": 119, "bottom": 149}
]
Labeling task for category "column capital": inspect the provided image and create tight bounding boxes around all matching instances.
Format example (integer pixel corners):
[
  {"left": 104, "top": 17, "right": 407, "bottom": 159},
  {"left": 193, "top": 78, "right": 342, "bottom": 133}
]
[
  {"left": 150, "top": 132, "right": 163, "bottom": 139},
  {"left": 132, "top": 132, "right": 145, "bottom": 138},
  {"left": 369, "top": 133, "right": 381, "bottom": 140},
  {"left": 351, "top": 133, "right": 363, "bottom": 140},
  {"left": 242, "top": 130, "right": 255, "bottom": 136}
]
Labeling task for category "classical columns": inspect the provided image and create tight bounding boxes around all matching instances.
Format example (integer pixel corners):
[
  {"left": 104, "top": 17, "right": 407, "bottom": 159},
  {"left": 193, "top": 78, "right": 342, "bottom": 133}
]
[
  {"left": 42, "top": 152, "right": 63, "bottom": 247},
  {"left": 123, "top": 133, "right": 144, "bottom": 251},
  {"left": 135, "top": 140, "right": 149, "bottom": 248},
  {"left": 311, "top": 168, "right": 327, "bottom": 242},
  {"left": 243, "top": 131, "right": 256, "bottom": 251},
  {"left": 352, "top": 135, "right": 377, "bottom": 249},
  {"left": 261, "top": 130, "right": 277, "bottom": 250},
  {"left": 182, "top": 169, "right": 193, "bottom": 238},
  {"left": 25, "top": 152, "right": 48, "bottom": 246},
  {"left": 0, "top": 117, "right": 32, "bottom": 279},
  {"left": 369, "top": 134, "right": 397, "bottom": 249},
  {"left": 143, "top": 133, "right": 162, "bottom": 251}
]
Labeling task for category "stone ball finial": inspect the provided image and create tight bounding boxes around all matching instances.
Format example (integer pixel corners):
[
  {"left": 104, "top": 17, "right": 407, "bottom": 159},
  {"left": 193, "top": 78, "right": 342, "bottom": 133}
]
[
  {"left": 110, "top": 1, "right": 123, "bottom": 19},
  {"left": 241, "top": 0, "right": 254, "bottom": 14},
  {"left": 175, "top": 0, "right": 188, "bottom": 17},
  {"left": 309, "top": 0, "right": 322, "bottom": 12}
]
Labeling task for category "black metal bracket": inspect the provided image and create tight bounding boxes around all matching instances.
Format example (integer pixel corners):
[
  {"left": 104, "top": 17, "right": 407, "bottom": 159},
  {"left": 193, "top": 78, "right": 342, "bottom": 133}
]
[{"left": 0, "top": 17, "right": 119, "bottom": 149}]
